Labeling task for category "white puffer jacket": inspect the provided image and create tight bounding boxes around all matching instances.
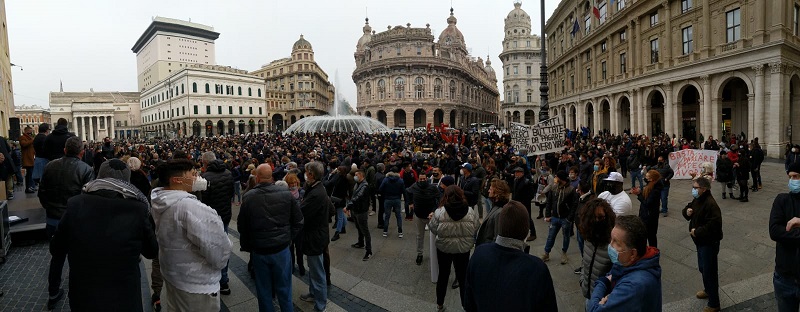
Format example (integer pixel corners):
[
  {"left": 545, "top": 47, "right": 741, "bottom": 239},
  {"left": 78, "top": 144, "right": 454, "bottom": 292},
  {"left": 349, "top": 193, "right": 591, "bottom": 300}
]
[{"left": 428, "top": 204, "right": 480, "bottom": 254}]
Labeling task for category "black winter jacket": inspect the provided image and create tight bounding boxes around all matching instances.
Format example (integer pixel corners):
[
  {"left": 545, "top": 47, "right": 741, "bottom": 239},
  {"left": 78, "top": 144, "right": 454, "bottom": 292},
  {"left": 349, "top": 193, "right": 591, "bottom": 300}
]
[
  {"left": 682, "top": 191, "right": 723, "bottom": 245},
  {"left": 637, "top": 182, "right": 663, "bottom": 222},
  {"left": 459, "top": 175, "right": 481, "bottom": 207},
  {"left": 50, "top": 189, "right": 158, "bottom": 311},
  {"left": 512, "top": 177, "right": 536, "bottom": 209},
  {"left": 42, "top": 125, "right": 74, "bottom": 161},
  {"left": 349, "top": 180, "right": 370, "bottom": 214},
  {"left": 301, "top": 181, "right": 332, "bottom": 256},
  {"left": 39, "top": 156, "right": 94, "bottom": 219},
  {"left": 408, "top": 181, "right": 441, "bottom": 218},
  {"left": 238, "top": 183, "right": 304, "bottom": 255},
  {"left": 545, "top": 184, "right": 579, "bottom": 221},
  {"left": 201, "top": 160, "right": 234, "bottom": 224},
  {"left": 715, "top": 158, "right": 734, "bottom": 183},
  {"left": 769, "top": 192, "right": 800, "bottom": 280},
  {"left": 379, "top": 173, "right": 405, "bottom": 200}
]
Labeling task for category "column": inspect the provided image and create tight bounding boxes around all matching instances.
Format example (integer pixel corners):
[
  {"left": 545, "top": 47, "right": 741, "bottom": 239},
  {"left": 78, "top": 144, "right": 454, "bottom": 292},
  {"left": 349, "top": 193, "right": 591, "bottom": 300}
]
[
  {"left": 609, "top": 102, "right": 618, "bottom": 135},
  {"left": 747, "top": 94, "right": 755, "bottom": 141},
  {"left": 753, "top": 0, "right": 766, "bottom": 44},
  {"left": 664, "top": 84, "right": 674, "bottom": 136},
  {"left": 702, "top": 0, "right": 711, "bottom": 57},
  {"left": 702, "top": 76, "right": 712, "bottom": 140},
  {"left": 88, "top": 116, "right": 95, "bottom": 142},
  {"left": 628, "top": 21, "right": 635, "bottom": 77},
  {"left": 110, "top": 115, "right": 115, "bottom": 140},
  {"left": 675, "top": 100, "right": 683, "bottom": 138},
  {"left": 663, "top": 1, "right": 672, "bottom": 64},
  {"left": 576, "top": 103, "right": 585, "bottom": 130},
  {"left": 630, "top": 89, "right": 638, "bottom": 135},
  {"left": 753, "top": 65, "right": 765, "bottom": 142},
  {"left": 767, "top": 62, "right": 787, "bottom": 158},
  {"left": 593, "top": 104, "right": 601, "bottom": 135},
  {"left": 72, "top": 117, "right": 78, "bottom": 134},
  {"left": 711, "top": 96, "right": 721, "bottom": 140},
  {"left": 644, "top": 91, "right": 652, "bottom": 136}
]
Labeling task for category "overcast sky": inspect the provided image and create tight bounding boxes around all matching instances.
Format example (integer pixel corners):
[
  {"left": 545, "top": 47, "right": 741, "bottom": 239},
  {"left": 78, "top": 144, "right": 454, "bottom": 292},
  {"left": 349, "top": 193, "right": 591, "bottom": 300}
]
[{"left": 6, "top": 0, "right": 559, "bottom": 109}]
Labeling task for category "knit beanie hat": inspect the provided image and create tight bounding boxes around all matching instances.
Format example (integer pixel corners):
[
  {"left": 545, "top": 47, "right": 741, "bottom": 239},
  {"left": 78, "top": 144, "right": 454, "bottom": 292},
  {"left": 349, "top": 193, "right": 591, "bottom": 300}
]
[
  {"left": 99, "top": 159, "right": 131, "bottom": 182},
  {"left": 441, "top": 175, "right": 455, "bottom": 187}
]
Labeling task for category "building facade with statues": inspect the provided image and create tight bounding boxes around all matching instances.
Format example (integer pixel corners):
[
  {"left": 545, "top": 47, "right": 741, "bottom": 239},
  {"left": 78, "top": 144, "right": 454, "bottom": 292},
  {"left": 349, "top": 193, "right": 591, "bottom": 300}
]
[
  {"left": 500, "top": 1, "right": 544, "bottom": 128},
  {"left": 545, "top": 0, "right": 800, "bottom": 157},
  {"left": 250, "top": 35, "right": 335, "bottom": 132},
  {"left": 352, "top": 9, "right": 500, "bottom": 130},
  {"left": 49, "top": 90, "right": 141, "bottom": 141},
  {"left": 13, "top": 105, "right": 50, "bottom": 131}
]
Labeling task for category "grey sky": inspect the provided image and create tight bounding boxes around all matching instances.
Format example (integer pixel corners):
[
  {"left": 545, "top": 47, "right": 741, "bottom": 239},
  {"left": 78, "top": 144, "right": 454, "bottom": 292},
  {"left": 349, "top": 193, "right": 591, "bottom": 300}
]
[{"left": 6, "top": 0, "right": 559, "bottom": 109}]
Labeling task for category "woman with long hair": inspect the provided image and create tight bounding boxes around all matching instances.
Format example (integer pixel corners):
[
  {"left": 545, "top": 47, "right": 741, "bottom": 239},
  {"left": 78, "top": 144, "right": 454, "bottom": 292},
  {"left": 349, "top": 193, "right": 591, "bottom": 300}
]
[
  {"left": 428, "top": 185, "right": 480, "bottom": 311},
  {"left": 475, "top": 179, "right": 512, "bottom": 246},
  {"left": 632, "top": 170, "right": 663, "bottom": 247},
  {"left": 577, "top": 199, "right": 617, "bottom": 301},
  {"left": 284, "top": 172, "right": 306, "bottom": 276}
]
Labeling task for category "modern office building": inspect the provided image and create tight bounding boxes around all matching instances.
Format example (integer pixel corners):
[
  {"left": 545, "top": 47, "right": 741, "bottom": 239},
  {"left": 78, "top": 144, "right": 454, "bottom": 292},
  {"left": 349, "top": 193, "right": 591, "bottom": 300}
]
[
  {"left": 352, "top": 9, "right": 500, "bottom": 129},
  {"left": 250, "top": 35, "right": 335, "bottom": 132},
  {"left": 500, "top": 1, "right": 544, "bottom": 128},
  {"left": 545, "top": 0, "right": 800, "bottom": 157}
]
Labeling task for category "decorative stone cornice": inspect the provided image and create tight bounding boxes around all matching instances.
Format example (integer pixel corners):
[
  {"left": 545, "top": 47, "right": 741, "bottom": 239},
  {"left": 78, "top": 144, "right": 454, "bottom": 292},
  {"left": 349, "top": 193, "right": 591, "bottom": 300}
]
[{"left": 752, "top": 64, "right": 764, "bottom": 76}]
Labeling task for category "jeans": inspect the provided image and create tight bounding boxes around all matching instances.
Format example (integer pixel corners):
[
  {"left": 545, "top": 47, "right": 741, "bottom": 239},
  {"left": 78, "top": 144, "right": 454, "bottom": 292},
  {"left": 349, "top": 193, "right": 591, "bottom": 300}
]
[
  {"left": 353, "top": 211, "right": 371, "bottom": 252},
  {"left": 253, "top": 247, "right": 293, "bottom": 312},
  {"left": 384, "top": 199, "right": 403, "bottom": 233},
  {"left": 576, "top": 228, "right": 585, "bottom": 257},
  {"left": 752, "top": 165, "right": 763, "bottom": 187},
  {"left": 774, "top": 271, "right": 800, "bottom": 312},
  {"left": 221, "top": 224, "right": 229, "bottom": 285},
  {"left": 335, "top": 206, "right": 347, "bottom": 233},
  {"left": 306, "top": 254, "right": 327, "bottom": 312},
  {"left": 233, "top": 182, "right": 241, "bottom": 203},
  {"left": 47, "top": 218, "right": 66, "bottom": 296},
  {"left": 697, "top": 241, "right": 721, "bottom": 308},
  {"left": 660, "top": 185, "right": 670, "bottom": 213},
  {"left": 544, "top": 217, "right": 572, "bottom": 254},
  {"left": 403, "top": 190, "right": 412, "bottom": 218},
  {"left": 435, "top": 249, "right": 469, "bottom": 307},
  {"left": 415, "top": 217, "right": 430, "bottom": 255},
  {"left": 24, "top": 166, "right": 34, "bottom": 190},
  {"left": 630, "top": 169, "right": 644, "bottom": 189}
]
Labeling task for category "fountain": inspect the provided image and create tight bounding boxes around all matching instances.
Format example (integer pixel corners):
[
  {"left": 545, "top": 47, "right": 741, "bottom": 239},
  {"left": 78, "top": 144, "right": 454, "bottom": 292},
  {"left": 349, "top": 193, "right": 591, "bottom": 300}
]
[{"left": 283, "top": 69, "right": 391, "bottom": 134}]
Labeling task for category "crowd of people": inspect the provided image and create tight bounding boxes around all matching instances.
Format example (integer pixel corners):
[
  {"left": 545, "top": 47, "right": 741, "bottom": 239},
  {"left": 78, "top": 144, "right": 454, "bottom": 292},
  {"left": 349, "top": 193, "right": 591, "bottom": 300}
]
[{"left": 10, "top": 117, "right": 800, "bottom": 312}]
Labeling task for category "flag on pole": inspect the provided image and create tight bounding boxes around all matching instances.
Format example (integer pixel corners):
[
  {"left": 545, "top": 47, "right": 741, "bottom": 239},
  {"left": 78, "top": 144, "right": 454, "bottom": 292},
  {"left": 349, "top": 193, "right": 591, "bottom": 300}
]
[
  {"left": 592, "top": 0, "right": 601, "bottom": 20},
  {"left": 570, "top": 18, "right": 580, "bottom": 36}
]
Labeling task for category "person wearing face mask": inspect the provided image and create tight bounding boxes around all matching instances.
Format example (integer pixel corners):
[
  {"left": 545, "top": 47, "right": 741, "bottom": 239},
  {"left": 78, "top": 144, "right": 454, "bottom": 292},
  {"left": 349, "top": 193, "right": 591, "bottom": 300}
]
[
  {"left": 591, "top": 159, "right": 609, "bottom": 195},
  {"left": 568, "top": 166, "right": 581, "bottom": 189},
  {"left": 631, "top": 170, "right": 663, "bottom": 248},
  {"left": 475, "top": 179, "right": 512, "bottom": 246},
  {"left": 682, "top": 177, "right": 723, "bottom": 312},
  {"left": 541, "top": 171, "right": 579, "bottom": 264},
  {"left": 577, "top": 198, "right": 615, "bottom": 300},
  {"left": 587, "top": 215, "right": 662, "bottom": 311},
  {"left": 346, "top": 170, "right": 373, "bottom": 261},
  {"left": 199, "top": 151, "right": 235, "bottom": 295},
  {"left": 769, "top": 162, "right": 800, "bottom": 312},
  {"left": 408, "top": 172, "right": 442, "bottom": 265},
  {"left": 597, "top": 172, "right": 634, "bottom": 217},
  {"left": 481, "top": 165, "right": 502, "bottom": 213},
  {"left": 150, "top": 158, "right": 232, "bottom": 312}
]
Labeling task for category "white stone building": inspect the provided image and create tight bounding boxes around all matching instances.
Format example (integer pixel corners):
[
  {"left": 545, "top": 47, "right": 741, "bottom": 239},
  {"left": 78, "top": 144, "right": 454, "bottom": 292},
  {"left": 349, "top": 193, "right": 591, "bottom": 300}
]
[
  {"left": 500, "top": 1, "right": 544, "bottom": 127},
  {"left": 139, "top": 64, "right": 266, "bottom": 138},
  {"left": 49, "top": 91, "right": 142, "bottom": 141},
  {"left": 13, "top": 105, "right": 50, "bottom": 131}
]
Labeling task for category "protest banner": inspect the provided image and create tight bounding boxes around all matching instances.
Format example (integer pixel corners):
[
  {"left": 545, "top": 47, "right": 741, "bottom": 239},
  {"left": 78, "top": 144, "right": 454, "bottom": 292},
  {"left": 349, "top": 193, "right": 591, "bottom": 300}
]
[
  {"left": 668, "top": 149, "right": 718, "bottom": 180},
  {"left": 510, "top": 117, "right": 565, "bottom": 156}
]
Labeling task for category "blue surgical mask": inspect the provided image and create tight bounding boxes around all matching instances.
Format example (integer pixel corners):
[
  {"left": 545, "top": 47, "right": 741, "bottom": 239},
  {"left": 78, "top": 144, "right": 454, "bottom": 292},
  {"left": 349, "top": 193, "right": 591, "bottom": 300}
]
[
  {"left": 354, "top": 176, "right": 361, "bottom": 183},
  {"left": 593, "top": 165, "right": 600, "bottom": 171},
  {"left": 691, "top": 188, "right": 699, "bottom": 198},
  {"left": 607, "top": 245, "right": 620, "bottom": 265},
  {"left": 789, "top": 179, "right": 800, "bottom": 193}
]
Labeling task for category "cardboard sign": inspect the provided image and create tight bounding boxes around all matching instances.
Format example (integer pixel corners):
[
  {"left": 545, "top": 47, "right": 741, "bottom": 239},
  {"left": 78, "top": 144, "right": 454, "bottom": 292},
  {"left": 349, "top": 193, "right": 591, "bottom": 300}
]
[
  {"left": 668, "top": 149, "right": 718, "bottom": 180},
  {"left": 511, "top": 117, "right": 565, "bottom": 156}
]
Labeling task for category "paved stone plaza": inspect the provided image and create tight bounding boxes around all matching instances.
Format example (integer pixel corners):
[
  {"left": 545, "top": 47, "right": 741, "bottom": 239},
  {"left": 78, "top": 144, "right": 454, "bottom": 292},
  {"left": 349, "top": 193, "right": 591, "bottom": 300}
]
[{"left": 0, "top": 160, "right": 790, "bottom": 311}]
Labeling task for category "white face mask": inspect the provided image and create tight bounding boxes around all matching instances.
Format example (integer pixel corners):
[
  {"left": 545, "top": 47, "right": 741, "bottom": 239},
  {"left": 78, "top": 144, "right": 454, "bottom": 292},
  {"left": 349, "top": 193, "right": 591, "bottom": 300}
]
[
  {"left": 192, "top": 176, "right": 208, "bottom": 192},
  {"left": 460, "top": 169, "right": 465, "bottom": 176}
]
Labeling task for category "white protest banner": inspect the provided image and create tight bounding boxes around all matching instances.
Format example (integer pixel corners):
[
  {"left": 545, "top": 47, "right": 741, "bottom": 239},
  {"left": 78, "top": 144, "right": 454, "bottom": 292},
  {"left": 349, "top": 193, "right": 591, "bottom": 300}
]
[
  {"left": 668, "top": 149, "right": 718, "bottom": 180},
  {"left": 510, "top": 117, "right": 565, "bottom": 156}
]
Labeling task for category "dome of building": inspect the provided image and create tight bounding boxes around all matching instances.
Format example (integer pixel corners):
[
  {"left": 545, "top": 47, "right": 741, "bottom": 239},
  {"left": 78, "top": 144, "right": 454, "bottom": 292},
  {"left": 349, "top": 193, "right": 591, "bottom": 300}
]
[
  {"left": 293, "top": 34, "right": 312, "bottom": 51},
  {"left": 438, "top": 8, "right": 465, "bottom": 47},
  {"left": 505, "top": 1, "right": 532, "bottom": 33},
  {"left": 283, "top": 115, "right": 391, "bottom": 134},
  {"left": 356, "top": 18, "right": 372, "bottom": 52},
  {"left": 484, "top": 56, "right": 496, "bottom": 75}
]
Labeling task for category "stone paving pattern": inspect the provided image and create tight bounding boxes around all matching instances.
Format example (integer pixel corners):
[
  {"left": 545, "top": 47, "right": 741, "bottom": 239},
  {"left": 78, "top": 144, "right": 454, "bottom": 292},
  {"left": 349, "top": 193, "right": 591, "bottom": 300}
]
[{"left": 0, "top": 159, "right": 794, "bottom": 311}]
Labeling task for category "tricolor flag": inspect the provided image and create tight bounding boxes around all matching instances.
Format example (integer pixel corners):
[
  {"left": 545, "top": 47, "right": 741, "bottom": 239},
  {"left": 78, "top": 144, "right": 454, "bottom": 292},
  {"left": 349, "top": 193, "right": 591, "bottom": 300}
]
[{"left": 592, "top": 1, "right": 601, "bottom": 20}]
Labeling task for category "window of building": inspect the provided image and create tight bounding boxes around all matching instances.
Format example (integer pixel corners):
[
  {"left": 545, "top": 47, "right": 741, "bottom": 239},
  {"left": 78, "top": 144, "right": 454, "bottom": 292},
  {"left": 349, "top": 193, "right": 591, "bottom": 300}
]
[
  {"left": 248, "top": 87, "right": 252, "bottom": 96},
  {"left": 601, "top": 61, "right": 607, "bottom": 79},
  {"left": 682, "top": 26, "right": 693, "bottom": 54},
  {"left": 181, "top": 84, "right": 184, "bottom": 94},
  {"left": 620, "top": 30, "right": 627, "bottom": 42},
  {"left": 506, "top": 91, "right": 512, "bottom": 103},
  {"left": 526, "top": 40, "right": 531, "bottom": 47},
  {"left": 584, "top": 15, "right": 591, "bottom": 34},
  {"left": 229, "top": 106, "right": 233, "bottom": 114},
  {"left": 681, "top": 0, "right": 692, "bottom": 13},
  {"left": 394, "top": 77, "right": 405, "bottom": 98},
  {"left": 526, "top": 66, "right": 532, "bottom": 75},
  {"left": 650, "top": 38, "right": 659, "bottom": 63},
  {"left": 414, "top": 77, "right": 424, "bottom": 99},
  {"left": 239, "top": 107, "right": 243, "bottom": 114},
  {"left": 449, "top": 80, "right": 456, "bottom": 99},
  {"left": 570, "top": 75, "right": 575, "bottom": 90},
  {"left": 526, "top": 92, "right": 532, "bottom": 102},
  {"left": 218, "top": 106, "right": 222, "bottom": 114},
  {"left": 795, "top": 4, "right": 800, "bottom": 35},
  {"left": 527, "top": 79, "right": 532, "bottom": 87},
  {"left": 433, "top": 78, "right": 442, "bottom": 98},
  {"left": 238, "top": 86, "right": 242, "bottom": 95},
  {"left": 599, "top": 2, "right": 607, "bottom": 24},
  {"left": 620, "top": 52, "right": 627, "bottom": 73},
  {"left": 513, "top": 41, "right": 518, "bottom": 48},
  {"left": 650, "top": 12, "right": 659, "bottom": 27},
  {"left": 617, "top": 0, "right": 625, "bottom": 11},
  {"left": 182, "top": 107, "right": 185, "bottom": 115},
  {"left": 513, "top": 66, "right": 518, "bottom": 75},
  {"left": 586, "top": 68, "right": 592, "bottom": 84},
  {"left": 396, "top": 46, "right": 401, "bottom": 55},
  {"left": 417, "top": 47, "right": 422, "bottom": 55},
  {"left": 258, "top": 89, "right": 262, "bottom": 97},
  {"left": 249, "top": 107, "right": 253, "bottom": 114},
  {"left": 561, "top": 79, "right": 565, "bottom": 94},
  {"left": 726, "top": 8, "right": 741, "bottom": 43},
  {"left": 601, "top": 41, "right": 607, "bottom": 52},
  {"left": 259, "top": 107, "right": 263, "bottom": 115},
  {"left": 206, "top": 106, "right": 211, "bottom": 114},
  {"left": 205, "top": 83, "right": 210, "bottom": 93}
]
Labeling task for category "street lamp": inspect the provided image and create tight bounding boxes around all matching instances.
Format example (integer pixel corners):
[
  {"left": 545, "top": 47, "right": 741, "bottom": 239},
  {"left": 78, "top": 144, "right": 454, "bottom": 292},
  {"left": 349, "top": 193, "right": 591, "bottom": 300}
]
[{"left": 539, "top": 0, "right": 549, "bottom": 122}]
